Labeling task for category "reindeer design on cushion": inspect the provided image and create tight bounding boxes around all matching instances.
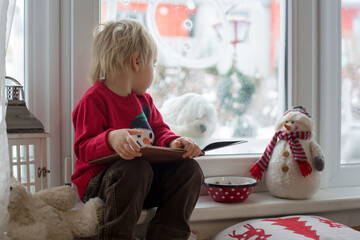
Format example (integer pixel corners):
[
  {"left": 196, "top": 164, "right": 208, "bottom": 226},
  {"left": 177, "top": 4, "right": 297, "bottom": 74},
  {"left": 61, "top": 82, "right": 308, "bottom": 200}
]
[
  {"left": 314, "top": 217, "right": 346, "bottom": 229},
  {"left": 228, "top": 224, "right": 272, "bottom": 240}
]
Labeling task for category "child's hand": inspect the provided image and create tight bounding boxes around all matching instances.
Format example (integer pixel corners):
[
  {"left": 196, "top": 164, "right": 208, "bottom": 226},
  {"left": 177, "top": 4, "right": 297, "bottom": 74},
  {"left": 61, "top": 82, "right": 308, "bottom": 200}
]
[
  {"left": 107, "top": 129, "right": 143, "bottom": 160},
  {"left": 170, "top": 137, "right": 202, "bottom": 159}
]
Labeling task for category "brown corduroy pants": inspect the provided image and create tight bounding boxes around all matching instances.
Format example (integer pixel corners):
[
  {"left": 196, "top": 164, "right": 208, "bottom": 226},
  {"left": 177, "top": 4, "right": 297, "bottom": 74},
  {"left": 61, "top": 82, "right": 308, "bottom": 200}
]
[{"left": 82, "top": 158, "right": 204, "bottom": 240}]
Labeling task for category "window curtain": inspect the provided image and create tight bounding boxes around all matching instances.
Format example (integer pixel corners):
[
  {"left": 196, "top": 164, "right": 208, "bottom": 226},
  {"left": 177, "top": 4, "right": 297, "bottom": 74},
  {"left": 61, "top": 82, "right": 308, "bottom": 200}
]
[{"left": 0, "top": 0, "right": 16, "bottom": 236}]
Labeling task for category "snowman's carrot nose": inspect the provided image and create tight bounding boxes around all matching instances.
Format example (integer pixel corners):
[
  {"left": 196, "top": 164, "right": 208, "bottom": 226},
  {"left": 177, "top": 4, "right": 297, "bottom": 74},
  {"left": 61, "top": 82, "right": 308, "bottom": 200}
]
[
  {"left": 284, "top": 123, "right": 291, "bottom": 131},
  {"left": 143, "top": 138, "right": 152, "bottom": 145}
]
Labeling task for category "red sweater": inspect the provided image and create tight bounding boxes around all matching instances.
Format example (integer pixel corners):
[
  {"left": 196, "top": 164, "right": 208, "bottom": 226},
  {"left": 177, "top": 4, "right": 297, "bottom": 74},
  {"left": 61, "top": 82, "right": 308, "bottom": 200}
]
[{"left": 72, "top": 81, "right": 179, "bottom": 198}]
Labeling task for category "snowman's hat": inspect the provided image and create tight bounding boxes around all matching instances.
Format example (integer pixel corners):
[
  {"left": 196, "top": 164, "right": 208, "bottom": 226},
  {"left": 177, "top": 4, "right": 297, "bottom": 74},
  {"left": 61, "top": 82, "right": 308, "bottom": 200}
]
[{"left": 275, "top": 106, "right": 314, "bottom": 132}]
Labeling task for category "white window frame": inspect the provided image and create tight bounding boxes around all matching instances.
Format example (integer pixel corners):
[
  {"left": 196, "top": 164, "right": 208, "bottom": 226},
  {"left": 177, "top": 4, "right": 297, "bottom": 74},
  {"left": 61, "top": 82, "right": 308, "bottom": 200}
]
[
  {"left": 288, "top": 0, "right": 360, "bottom": 187},
  {"left": 25, "top": 0, "right": 61, "bottom": 187},
  {"left": 67, "top": 0, "right": 286, "bottom": 183},
  {"left": 24, "top": 0, "right": 99, "bottom": 186},
  {"left": 24, "top": 0, "right": 360, "bottom": 188},
  {"left": 318, "top": 0, "right": 360, "bottom": 187}
]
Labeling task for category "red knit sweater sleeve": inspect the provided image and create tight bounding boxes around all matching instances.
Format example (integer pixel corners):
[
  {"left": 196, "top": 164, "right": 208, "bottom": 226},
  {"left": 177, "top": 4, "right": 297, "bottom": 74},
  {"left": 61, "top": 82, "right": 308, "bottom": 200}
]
[
  {"left": 144, "top": 93, "right": 180, "bottom": 147},
  {"left": 72, "top": 95, "right": 115, "bottom": 163}
]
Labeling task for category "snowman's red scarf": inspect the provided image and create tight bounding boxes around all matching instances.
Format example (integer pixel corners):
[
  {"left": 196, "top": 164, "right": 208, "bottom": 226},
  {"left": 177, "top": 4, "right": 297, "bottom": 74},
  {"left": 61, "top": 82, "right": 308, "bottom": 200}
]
[{"left": 250, "top": 131, "right": 312, "bottom": 180}]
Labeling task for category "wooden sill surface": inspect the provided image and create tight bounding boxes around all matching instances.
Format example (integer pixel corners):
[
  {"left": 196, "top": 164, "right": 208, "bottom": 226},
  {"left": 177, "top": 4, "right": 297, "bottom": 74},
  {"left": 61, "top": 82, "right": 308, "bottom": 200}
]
[{"left": 138, "top": 185, "right": 360, "bottom": 224}]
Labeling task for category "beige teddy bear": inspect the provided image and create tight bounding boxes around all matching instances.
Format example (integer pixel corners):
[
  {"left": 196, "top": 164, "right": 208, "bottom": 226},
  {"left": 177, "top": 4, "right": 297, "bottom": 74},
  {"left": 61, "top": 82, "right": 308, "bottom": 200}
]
[{"left": 7, "top": 177, "right": 103, "bottom": 240}]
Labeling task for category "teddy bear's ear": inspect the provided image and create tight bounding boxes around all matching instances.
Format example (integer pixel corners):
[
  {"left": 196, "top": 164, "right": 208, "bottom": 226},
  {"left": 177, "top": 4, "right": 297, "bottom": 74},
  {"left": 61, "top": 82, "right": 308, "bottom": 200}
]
[
  {"left": 9, "top": 176, "right": 27, "bottom": 194},
  {"left": 8, "top": 178, "right": 28, "bottom": 208},
  {"left": 9, "top": 176, "right": 20, "bottom": 188}
]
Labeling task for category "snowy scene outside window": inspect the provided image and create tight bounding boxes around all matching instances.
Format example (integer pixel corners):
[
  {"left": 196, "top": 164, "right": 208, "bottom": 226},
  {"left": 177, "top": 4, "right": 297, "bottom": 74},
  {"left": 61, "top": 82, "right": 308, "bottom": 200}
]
[
  {"left": 4, "top": 0, "right": 360, "bottom": 187},
  {"left": 6, "top": 0, "right": 360, "bottom": 163},
  {"left": 341, "top": 0, "right": 360, "bottom": 164},
  {"left": 101, "top": 0, "right": 284, "bottom": 155}
]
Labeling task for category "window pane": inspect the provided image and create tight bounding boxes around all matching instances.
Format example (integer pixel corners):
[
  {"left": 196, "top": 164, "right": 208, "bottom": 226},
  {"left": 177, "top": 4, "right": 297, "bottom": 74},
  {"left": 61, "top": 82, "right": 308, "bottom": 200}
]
[
  {"left": 101, "top": 0, "right": 284, "bottom": 154},
  {"left": 341, "top": 0, "right": 360, "bottom": 164},
  {"left": 6, "top": 0, "right": 25, "bottom": 87}
]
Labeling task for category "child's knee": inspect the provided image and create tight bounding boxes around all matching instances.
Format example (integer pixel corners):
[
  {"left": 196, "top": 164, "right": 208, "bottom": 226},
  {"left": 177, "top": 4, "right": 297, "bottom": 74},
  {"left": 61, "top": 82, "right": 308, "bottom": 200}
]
[
  {"left": 108, "top": 159, "right": 153, "bottom": 184},
  {"left": 136, "top": 159, "right": 154, "bottom": 179},
  {"left": 126, "top": 159, "right": 153, "bottom": 181},
  {"left": 182, "top": 159, "right": 204, "bottom": 184}
]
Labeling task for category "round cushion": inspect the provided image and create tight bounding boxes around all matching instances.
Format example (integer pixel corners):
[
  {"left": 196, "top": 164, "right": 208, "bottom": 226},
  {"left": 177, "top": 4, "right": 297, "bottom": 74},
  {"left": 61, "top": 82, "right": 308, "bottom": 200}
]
[{"left": 210, "top": 215, "right": 360, "bottom": 240}]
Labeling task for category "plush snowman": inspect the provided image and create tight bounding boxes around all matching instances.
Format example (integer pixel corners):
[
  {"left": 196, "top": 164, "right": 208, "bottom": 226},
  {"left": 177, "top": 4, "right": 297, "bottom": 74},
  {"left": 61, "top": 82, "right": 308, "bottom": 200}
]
[
  {"left": 249, "top": 106, "right": 325, "bottom": 199},
  {"left": 131, "top": 106, "right": 155, "bottom": 147}
]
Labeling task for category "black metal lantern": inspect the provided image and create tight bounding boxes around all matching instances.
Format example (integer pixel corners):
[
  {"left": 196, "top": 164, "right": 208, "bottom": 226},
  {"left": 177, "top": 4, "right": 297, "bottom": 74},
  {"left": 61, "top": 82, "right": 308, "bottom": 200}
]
[{"left": 5, "top": 76, "right": 44, "bottom": 133}]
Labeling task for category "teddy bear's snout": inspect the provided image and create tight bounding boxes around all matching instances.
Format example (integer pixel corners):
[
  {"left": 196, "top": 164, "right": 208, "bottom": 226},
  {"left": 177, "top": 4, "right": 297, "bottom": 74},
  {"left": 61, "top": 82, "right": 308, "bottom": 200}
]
[
  {"left": 200, "top": 124, "right": 207, "bottom": 133},
  {"left": 10, "top": 186, "right": 13, "bottom": 191}
]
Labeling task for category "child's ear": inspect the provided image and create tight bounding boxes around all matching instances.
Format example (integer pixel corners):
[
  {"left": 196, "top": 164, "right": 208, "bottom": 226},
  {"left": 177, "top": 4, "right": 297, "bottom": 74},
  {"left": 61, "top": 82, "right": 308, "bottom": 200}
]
[{"left": 132, "top": 53, "right": 140, "bottom": 72}]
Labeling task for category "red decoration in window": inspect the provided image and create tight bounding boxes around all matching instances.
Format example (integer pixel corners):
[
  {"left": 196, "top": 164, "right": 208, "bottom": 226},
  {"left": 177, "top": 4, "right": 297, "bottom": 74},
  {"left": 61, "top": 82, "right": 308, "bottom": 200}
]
[{"left": 154, "top": 4, "right": 197, "bottom": 37}]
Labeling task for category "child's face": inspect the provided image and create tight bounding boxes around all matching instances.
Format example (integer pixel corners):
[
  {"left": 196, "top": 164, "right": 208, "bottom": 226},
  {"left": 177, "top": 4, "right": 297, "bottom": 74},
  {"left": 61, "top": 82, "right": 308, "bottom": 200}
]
[{"left": 131, "top": 58, "right": 157, "bottom": 95}]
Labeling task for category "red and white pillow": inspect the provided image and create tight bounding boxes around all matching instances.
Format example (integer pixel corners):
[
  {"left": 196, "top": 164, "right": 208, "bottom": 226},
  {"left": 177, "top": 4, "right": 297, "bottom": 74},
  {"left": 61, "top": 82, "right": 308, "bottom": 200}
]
[{"left": 209, "top": 215, "right": 360, "bottom": 240}]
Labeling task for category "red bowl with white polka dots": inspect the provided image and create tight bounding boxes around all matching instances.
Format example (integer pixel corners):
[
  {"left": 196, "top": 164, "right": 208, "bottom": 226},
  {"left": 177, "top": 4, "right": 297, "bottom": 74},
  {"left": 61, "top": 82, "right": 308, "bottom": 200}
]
[{"left": 204, "top": 176, "right": 257, "bottom": 203}]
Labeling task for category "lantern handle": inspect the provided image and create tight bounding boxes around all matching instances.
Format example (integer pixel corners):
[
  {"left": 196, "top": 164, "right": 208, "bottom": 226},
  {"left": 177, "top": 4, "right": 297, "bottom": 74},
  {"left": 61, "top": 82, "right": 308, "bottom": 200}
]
[
  {"left": 5, "top": 76, "right": 25, "bottom": 101},
  {"left": 5, "top": 76, "right": 22, "bottom": 86}
]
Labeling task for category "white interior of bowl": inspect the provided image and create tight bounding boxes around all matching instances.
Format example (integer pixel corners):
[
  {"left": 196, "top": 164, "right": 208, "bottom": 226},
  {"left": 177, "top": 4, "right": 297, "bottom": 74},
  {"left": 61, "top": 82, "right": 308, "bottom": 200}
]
[{"left": 204, "top": 176, "right": 256, "bottom": 187}]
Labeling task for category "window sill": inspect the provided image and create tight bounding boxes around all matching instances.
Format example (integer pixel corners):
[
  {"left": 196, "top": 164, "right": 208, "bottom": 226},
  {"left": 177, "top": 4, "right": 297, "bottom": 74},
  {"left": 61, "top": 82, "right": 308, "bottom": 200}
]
[
  {"left": 136, "top": 186, "right": 360, "bottom": 238},
  {"left": 191, "top": 186, "right": 360, "bottom": 222},
  {"left": 138, "top": 156, "right": 360, "bottom": 225}
]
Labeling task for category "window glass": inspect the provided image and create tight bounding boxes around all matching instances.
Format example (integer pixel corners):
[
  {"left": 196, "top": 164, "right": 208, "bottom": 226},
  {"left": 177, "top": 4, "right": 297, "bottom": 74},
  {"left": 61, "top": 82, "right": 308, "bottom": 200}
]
[
  {"left": 341, "top": 0, "right": 360, "bottom": 164},
  {"left": 6, "top": 0, "right": 25, "bottom": 87},
  {"left": 101, "top": 0, "right": 284, "bottom": 155}
]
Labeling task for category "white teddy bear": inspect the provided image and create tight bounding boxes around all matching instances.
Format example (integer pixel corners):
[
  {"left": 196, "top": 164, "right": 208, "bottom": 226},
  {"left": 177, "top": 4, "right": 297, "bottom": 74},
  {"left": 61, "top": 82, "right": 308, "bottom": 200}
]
[
  {"left": 249, "top": 106, "right": 325, "bottom": 199},
  {"left": 7, "top": 177, "right": 103, "bottom": 240},
  {"left": 160, "top": 93, "right": 217, "bottom": 138}
]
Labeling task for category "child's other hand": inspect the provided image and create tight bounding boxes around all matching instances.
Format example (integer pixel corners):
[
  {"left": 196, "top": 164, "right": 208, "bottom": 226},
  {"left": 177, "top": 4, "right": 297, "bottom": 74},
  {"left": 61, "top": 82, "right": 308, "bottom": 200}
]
[
  {"left": 107, "top": 129, "right": 143, "bottom": 160},
  {"left": 170, "top": 137, "right": 202, "bottom": 159}
]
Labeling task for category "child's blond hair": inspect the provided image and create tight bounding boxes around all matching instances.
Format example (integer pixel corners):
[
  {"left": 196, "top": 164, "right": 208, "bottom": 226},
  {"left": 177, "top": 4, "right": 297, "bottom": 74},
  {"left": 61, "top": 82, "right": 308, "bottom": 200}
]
[{"left": 89, "top": 19, "right": 157, "bottom": 84}]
